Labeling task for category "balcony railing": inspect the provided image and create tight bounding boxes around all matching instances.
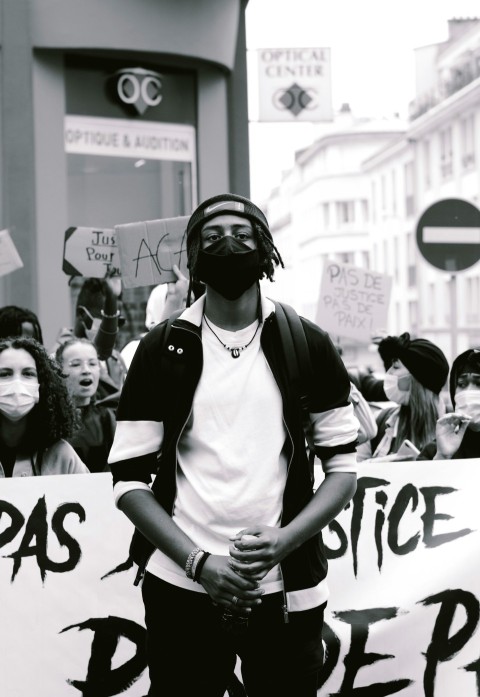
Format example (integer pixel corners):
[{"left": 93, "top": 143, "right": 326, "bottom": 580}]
[{"left": 409, "top": 61, "right": 480, "bottom": 120}]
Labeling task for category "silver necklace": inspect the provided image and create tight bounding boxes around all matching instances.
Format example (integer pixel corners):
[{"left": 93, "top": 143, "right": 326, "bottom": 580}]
[{"left": 203, "top": 314, "right": 261, "bottom": 359}]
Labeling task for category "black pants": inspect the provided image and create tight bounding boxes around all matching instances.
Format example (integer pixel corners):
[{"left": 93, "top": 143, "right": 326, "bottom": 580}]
[{"left": 142, "top": 572, "right": 325, "bottom": 697}]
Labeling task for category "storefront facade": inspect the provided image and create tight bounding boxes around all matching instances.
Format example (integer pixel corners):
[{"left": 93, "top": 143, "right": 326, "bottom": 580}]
[{"left": 0, "top": 0, "right": 250, "bottom": 347}]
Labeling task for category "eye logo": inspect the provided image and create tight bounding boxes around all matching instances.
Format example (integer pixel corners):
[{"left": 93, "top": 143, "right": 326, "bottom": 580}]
[
  {"left": 273, "top": 83, "right": 317, "bottom": 117},
  {"left": 109, "top": 68, "right": 162, "bottom": 115}
]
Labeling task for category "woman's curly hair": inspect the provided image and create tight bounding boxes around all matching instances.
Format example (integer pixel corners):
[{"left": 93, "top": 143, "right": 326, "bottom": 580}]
[{"left": 0, "top": 337, "right": 79, "bottom": 449}]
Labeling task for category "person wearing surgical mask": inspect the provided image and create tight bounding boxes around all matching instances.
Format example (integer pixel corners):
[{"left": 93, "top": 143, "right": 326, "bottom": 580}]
[
  {"left": 55, "top": 338, "right": 116, "bottom": 473},
  {"left": 0, "top": 337, "right": 88, "bottom": 477},
  {"left": 357, "top": 332, "right": 449, "bottom": 462},
  {"left": 418, "top": 348, "right": 480, "bottom": 460}
]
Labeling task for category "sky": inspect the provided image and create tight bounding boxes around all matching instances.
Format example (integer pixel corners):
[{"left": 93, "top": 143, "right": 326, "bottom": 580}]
[{"left": 245, "top": 0, "right": 480, "bottom": 200}]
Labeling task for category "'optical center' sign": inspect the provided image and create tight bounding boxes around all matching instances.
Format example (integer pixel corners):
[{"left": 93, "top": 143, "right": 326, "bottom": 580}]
[
  {"left": 256, "top": 47, "right": 333, "bottom": 122},
  {"left": 65, "top": 115, "right": 195, "bottom": 162}
]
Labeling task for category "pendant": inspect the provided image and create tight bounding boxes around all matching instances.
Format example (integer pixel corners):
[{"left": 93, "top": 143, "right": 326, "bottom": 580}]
[{"left": 231, "top": 348, "right": 241, "bottom": 358}]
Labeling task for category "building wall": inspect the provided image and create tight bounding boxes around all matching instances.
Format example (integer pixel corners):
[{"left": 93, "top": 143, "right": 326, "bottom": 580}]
[
  {"left": 264, "top": 116, "right": 406, "bottom": 371},
  {"left": 264, "top": 19, "right": 480, "bottom": 371},
  {"left": 0, "top": 0, "right": 250, "bottom": 348}
]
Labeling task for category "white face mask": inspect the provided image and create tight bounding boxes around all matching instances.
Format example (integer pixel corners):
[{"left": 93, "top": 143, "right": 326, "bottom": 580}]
[
  {"left": 454, "top": 390, "right": 480, "bottom": 431},
  {"left": 0, "top": 378, "right": 40, "bottom": 422},
  {"left": 384, "top": 373, "right": 410, "bottom": 405}
]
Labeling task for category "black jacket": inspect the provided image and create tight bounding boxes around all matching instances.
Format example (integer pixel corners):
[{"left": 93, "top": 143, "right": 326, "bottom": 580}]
[{"left": 110, "top": 297, "right": 357, "bottom": 609}]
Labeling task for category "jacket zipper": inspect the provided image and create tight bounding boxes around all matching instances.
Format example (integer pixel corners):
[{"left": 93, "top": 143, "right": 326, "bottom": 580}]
[
  {"left": 134, "top": 323, "right": 202, "bottom": 587},
  {"left": 168, "top": 323, "right": 203, "bottom": 519}
]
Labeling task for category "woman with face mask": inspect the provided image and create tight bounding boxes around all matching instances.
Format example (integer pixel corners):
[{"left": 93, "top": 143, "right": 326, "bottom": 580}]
[
  {"left": 418, "top": 348, "right": 480, "bottom": 460},
  {"left": 55, "top": 338, "right": 116, "bottom": 473},
  {"left": 357, "top": 332, "right": 449, "bottom": 462},
  {"left": 0, "top": 337, "right": 89, "bottom": 477}
]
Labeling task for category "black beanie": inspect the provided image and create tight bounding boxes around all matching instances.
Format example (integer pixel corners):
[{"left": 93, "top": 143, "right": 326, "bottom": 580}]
[
  {"left": 186, "top": 193, "right": 273, "bottom": 251},
  {"left": 449, "top": 348, "right": 480, "bottom": 405},
  {"left": 378, "top": 332, "right": 449, "bottom": 394}
]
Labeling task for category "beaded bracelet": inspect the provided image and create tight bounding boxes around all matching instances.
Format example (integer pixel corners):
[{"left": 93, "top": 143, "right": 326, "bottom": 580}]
[
  {"left": 193, "top": 551, "right": 211, "bottom": 582},
  {"left": 101, "top": 309, "right": 120, "bottom": 319},
  {"left": 185, "top": 547, "right": 202, "bottom": 579},
  {"left": 191, "top": 550, "right": 206, "bottom": 580}
]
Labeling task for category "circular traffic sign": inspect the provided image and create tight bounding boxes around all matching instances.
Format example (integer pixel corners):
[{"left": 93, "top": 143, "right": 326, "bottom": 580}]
[{"left": 416, "top": 198, "right": 480, "bottom": 271}]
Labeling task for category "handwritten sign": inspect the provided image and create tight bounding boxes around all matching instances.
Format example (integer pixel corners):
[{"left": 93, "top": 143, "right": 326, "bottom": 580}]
[
  {"left": 115, "top": 216, "right": 189, "bottom": 289},
  {"left": 0, "top": 229, "right": 23, "bottom": 277},
  {"left": 316, "top": 260, "right": 392, "bottom": 342},
  {"left": 62, "top": 227, "right": 120, "bottom": 277}
]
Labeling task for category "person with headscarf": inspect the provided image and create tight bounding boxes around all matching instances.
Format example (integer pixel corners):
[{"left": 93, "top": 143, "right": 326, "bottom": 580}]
[
  {"left": 357, "top": 332, "right": 449, "bottom": 462},
  {"left": 417, "top": 348, "right": 480, "bottom": 460}
]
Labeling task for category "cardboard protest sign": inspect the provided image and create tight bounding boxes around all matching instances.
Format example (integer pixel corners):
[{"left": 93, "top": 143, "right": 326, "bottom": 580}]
[
  {"left": 115, "top": 216, "right": 189, "bottom": 288},
  {"left": 0, "top": 228, "right": 23, "bottom": 277},
  {"left": 316, "top": 259, "right": 392, "bottom": 342},
  {"left": 62, "top": 227, "right": 120, "bottom": 277}
]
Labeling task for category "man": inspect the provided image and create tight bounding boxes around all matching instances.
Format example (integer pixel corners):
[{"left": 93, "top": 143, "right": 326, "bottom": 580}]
[{"left": 108, "top": 193, "right": 358, "bottom": 697}]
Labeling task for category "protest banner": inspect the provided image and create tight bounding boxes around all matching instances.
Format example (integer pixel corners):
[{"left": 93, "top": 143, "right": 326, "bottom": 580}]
[
  {"left": 316, "top": 459, "right": 480, "bottom": 696},
  {"left": 0, "top": 472, "right": 149, "bottom": 696},
  {"left": 0, "top": 228, "right": 23, "bottom": 277},
  {"left": 316, "top": 259, "right": 392, "bottom": 343},
  {"left": 1, "top": 461, "right": 479, "bottom": 696},
  {"left": 63, "top": 226, "right": 120, "bottom": 277},
  {"left": 115, "top": 216, "right": 189, "bottom": 288}
]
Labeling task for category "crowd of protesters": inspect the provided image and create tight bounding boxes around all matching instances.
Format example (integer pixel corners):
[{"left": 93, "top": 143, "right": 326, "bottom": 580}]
[
  {"left": 1, "top": 194, "right": 480, "bottom": 697},
  {"left": 0, "top": 231, "right": 479, "bottom": 475}
]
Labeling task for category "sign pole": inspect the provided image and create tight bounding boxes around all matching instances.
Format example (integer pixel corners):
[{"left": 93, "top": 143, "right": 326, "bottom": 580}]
[{"left": 450, "top": 273, "right": 458, "bottom": 360}]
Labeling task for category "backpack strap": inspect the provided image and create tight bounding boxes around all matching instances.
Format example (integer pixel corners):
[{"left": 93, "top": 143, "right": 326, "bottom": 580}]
[
  {"left": 273, "top": 301, "right": 315, "bottom": 467},
  {"left": 273, "top": 301, "right": 313, "bottom": 412}
]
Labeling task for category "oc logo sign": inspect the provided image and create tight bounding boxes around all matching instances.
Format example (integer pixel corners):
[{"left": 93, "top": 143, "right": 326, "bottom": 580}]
[{"left": 110, "top": 68, "right": 162, "bottom": 115}]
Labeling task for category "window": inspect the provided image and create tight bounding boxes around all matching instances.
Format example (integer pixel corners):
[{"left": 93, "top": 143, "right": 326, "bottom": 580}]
[
  {"left": 339, "top": 251, "right": 354, "bottom": 264},
  {"left": 428, "top": 283, "right": 436, "bottom": 325},
  {"left": 440, "top": 126, "right": 453, "bottom": 179},
  {"left": 394, "top": 236, "right": 400, "bottom": 282},
  {"left": 371, "top": 181, "right": 377, "bottom": 224},
  {"left": 423, "top": 139, "right": 431, "bottom": 189},
  {"left": 409, "top": 301, "right": 418, "bottom": 333},
  {"left": 466, "top": 276, "right": 480, "bottom": 324},
  {"left": 323, "top": 202, "right": 330, "bottom": 229},
  {"left": 406, "top": 229, "right": 416, "bottom": 286},
  {"left": 381, "top": 175, "right": 387, "bottom": 214},
  {"left": 461, "top": 114, "right": 476, "bottom": 169},
  {"left": 336, "top": 201, "right": 355, "bottom": 224},
  {"left": 361, "top": 199, "right": 369, "bottom": 223},
  {"left": 391, "top": 169, "right": 397, "bottom": 216},
  {"left": 404, "top": 161, "right": 415, "bottom": 216}
]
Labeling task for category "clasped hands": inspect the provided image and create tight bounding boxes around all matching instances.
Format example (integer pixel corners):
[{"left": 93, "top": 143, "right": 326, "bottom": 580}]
[{"left": 199, "top": 525, "right": 288, "bottom": 614}]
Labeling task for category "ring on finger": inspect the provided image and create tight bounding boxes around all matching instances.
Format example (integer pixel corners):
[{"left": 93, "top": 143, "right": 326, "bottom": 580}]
[{"left": 232, "top": 595, "right": 239, "bottom": 606}]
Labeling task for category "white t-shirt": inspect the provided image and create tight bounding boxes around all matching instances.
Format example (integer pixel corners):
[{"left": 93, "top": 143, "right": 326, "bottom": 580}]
[{"left": 146, "top": 316, "right": 287, "bottom": 594}]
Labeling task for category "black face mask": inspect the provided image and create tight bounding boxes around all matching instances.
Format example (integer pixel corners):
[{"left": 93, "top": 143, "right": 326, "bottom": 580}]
[{"left": 196, "top": 237, "right": 261, "bottom": 300}]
